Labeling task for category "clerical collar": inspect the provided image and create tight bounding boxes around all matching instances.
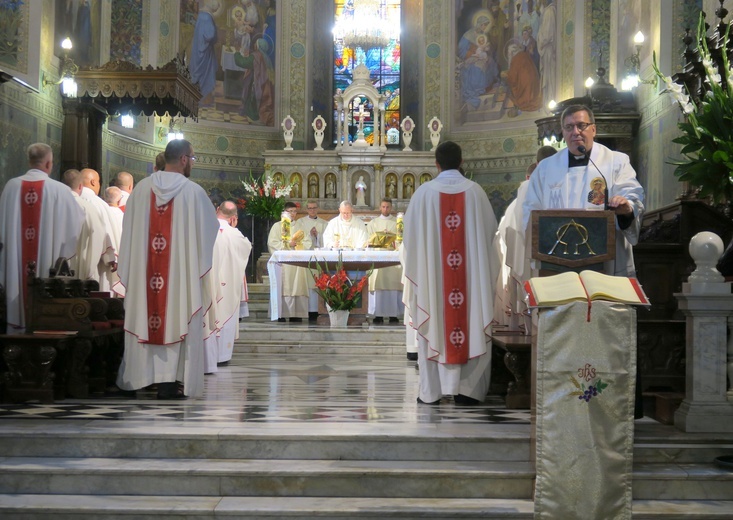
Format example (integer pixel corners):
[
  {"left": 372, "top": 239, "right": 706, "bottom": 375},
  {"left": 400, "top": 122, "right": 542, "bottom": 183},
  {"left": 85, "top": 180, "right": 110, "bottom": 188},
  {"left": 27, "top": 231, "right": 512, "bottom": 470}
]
[{"left": 568, "top": 150, "right": 589, "bottom": 167}]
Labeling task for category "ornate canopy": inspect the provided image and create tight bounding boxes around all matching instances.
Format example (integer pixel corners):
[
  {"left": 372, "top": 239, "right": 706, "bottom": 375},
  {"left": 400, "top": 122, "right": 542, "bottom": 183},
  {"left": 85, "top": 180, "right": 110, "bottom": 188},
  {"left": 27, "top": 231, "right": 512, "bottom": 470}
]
[{"left": 73, "top": 57, "right": 202, "bottom": 120}]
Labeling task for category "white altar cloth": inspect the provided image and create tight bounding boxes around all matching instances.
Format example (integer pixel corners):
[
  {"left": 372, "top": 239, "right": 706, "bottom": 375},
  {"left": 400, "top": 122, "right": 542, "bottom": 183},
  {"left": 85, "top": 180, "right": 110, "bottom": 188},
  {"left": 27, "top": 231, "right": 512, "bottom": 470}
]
[{"left": 267, "top": 250, "right": 400, "bottom": 320}]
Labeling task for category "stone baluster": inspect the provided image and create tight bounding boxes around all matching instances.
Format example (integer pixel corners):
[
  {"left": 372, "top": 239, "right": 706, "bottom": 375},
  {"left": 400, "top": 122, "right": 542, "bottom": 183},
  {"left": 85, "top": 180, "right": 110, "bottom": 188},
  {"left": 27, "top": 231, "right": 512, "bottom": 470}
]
[{"left": 674, "top": 231, "right": 733, "bottom": 432}]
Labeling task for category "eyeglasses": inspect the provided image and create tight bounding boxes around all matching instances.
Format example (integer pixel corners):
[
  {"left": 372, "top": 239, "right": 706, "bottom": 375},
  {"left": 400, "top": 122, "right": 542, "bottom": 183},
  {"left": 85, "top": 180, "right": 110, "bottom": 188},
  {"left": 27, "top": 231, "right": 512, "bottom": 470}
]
[
  {"left": 184, "top": 155, "right": 197, "bottom": 162},
  {"left": 562, "top": 122, "right": 594, "bottom": 132},
  {"left": 306, "top": 206, "right": 318, "bottom": 210}
]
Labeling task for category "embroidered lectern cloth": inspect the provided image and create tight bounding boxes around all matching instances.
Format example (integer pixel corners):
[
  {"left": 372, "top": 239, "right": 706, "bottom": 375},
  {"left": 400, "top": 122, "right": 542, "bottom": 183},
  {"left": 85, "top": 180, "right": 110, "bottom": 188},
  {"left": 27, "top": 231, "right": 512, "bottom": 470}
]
[{"left": 534, "top": 301, "right": 636, "bottom": 520}]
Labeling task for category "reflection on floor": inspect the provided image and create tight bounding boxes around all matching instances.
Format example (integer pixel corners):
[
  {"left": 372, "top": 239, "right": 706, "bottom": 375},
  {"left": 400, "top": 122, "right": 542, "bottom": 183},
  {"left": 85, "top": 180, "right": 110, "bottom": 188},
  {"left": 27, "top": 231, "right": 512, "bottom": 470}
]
[{"left": 0, "top": 352, "right": 531, "bottom": 425}]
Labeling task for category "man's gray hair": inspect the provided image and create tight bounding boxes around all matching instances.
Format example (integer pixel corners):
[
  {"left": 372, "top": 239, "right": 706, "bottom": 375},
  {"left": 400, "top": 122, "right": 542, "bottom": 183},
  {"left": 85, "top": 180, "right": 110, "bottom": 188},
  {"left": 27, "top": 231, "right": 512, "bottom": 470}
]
[{"left": 339, "top": 200, "right": 353, "bottom": 209}]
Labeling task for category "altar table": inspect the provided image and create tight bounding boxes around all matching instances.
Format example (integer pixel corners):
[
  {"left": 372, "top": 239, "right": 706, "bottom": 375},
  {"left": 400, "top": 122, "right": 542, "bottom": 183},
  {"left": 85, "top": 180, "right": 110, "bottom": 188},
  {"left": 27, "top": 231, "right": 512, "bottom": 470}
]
[{"left": 267, "top": 250, "right": 400, "bottom": 320}]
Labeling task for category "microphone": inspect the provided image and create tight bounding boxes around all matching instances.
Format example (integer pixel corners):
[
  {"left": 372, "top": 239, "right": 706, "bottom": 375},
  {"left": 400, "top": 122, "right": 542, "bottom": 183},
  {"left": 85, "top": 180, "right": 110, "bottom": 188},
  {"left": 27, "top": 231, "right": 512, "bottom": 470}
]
[{"left": 577, "top": 145, "right": 609, "bottom": 211}]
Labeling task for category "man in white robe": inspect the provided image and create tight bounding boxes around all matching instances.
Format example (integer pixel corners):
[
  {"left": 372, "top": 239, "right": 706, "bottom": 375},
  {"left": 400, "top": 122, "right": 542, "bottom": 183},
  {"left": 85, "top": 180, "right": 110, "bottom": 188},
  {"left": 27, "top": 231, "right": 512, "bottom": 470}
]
[
  {"left": 116, "top": 139, "right": 219, "bottom": 399},
  {"left": 61, "top": 168, "right": 112, "bottom": 285},
  {"left": 105, "top": 186, "right": 126, "bottom": 296},
  {"left": 204, "top": 201, "right": 251, "bottom": 371},
  {"left": 268, "top": 201, "right": 312, "bottom": 321},
  {"left": 522, "top": 105, "right": 645, "bottom": 276},
  {"left": 403, "top": 141, "right": 499, "bottom": 405},
  {"left": 300, "top": 200, "right": 329, "bottom": 322},
  {"left": 322, "top": 200, "right": 368, "bottom": 249},
  {"left": 0, "top": 143, "right": 84, "bottom": 333},
  {"left": 112, "top": 171, "right": 134, "bottom": 210},
  {"left": 80, "top": 168, "right": 117, "bottom": 292},
  {"left": 366, "top": 198, "right": 404, "bottom": 323}
]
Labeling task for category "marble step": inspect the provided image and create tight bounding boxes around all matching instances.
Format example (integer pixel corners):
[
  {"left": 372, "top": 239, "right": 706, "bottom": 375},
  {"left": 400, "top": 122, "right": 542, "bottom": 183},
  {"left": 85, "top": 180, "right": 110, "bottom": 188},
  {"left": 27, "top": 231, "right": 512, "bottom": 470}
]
[
  {"left": 1, "top": 458, "right": 732, "bottom": 500},
  {"left": 236, "top": 324, "right": 405, "bottom": 344},
  {"left": 1, "top": 496, "right": 733, "bottom": 520},
  {"left": 0, "top": 424, "right": 530, "bottom": 462},
  {"left": 0, "top": 458, "right": 535, "bottom": 499}
]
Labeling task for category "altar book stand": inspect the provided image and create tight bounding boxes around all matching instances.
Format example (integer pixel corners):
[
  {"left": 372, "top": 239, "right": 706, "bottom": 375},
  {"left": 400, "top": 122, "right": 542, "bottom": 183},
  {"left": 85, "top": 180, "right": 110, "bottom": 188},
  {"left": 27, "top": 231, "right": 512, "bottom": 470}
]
[{"left": 529, "top": 210, "right": 635, "bottom": 519}]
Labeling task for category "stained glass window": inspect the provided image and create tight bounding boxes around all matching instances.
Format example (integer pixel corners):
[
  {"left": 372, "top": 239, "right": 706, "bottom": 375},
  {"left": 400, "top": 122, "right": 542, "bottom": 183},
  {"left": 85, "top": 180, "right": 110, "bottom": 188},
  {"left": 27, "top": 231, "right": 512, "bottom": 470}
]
[{"left": 333, "top": 0, "right": 401, "bottom": 144}]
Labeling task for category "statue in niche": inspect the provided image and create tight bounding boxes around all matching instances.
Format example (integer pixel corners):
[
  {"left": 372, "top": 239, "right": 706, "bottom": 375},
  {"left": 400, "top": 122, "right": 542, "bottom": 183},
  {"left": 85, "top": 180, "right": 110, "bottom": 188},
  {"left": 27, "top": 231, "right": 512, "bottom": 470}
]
[
  {"left": 291, "top": 177, "right": 301, "bottom": 198},
  {"left": 308, "top": 175, "right": 318, "bottom": 199},
  {"left": 386, "top": 176, "right": 397, "bottom": 199},
  {"left": 420, "top": 173, "right": 432, "bottom": 185},
  {"left": 355, "top": 175, "right": 367, "bottom": 206},
  {"left": 273, "top": 172, "right": 285, "bottom": 185},
  {"left": 404, "top": 177, "right": 414, "bottom": 199},
  {"left": 326, "top": 175, "right": 337, "bottom": 198}
]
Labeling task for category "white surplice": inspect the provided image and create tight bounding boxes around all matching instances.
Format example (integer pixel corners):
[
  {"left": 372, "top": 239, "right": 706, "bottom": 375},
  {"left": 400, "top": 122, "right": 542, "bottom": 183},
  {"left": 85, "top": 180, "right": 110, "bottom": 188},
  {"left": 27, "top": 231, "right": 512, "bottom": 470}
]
[
  {"left": 522, "top": 144, "right": 645, "bottom": 276},
  {"left": 205, "top": 218, "right": 252, "bottom": 367},
  {"left": 267, "top": 220, "right": 312, "bottom": 318},
  {"left": 80, "top": 187, "right": 116, "bottom": 291},
  {"left": 69, "top": 192, "right": 105, "bottom": 283},
  {"left": 403, "top": 169, "right": 499, "bottom": 402},
  {"left": 116, "top": 171, "right": 219, "bottom": 398},
  {"left": 0, "top": 169, "right": 84, "bottom": 332},
  {"left": 366, "top": 215, "right": 404, "bottom": 318},
  {"left": 322, "top": 215, "right": 368, "bottom": 249}
]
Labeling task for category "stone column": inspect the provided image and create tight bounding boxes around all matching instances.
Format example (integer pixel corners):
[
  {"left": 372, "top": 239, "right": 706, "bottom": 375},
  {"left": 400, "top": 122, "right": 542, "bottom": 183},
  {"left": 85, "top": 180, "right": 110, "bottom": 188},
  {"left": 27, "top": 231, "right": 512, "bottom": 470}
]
[{"left": 674, "top": 232, "right": 733, "bottom": 432}]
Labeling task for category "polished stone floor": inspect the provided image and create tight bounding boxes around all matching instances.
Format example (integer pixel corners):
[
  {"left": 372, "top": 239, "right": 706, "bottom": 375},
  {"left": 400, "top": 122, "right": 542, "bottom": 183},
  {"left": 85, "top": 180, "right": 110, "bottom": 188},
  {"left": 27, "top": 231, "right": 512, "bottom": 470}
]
[{"left": 0, "top": 349, "right": 531, "bottom": 425}]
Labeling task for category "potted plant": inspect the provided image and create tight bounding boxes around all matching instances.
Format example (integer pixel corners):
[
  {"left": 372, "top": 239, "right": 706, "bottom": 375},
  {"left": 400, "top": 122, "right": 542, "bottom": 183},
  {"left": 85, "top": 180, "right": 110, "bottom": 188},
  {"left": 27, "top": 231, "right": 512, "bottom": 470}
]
[{"left": 310, "top": 253, "right": 371, "bottom": 327}]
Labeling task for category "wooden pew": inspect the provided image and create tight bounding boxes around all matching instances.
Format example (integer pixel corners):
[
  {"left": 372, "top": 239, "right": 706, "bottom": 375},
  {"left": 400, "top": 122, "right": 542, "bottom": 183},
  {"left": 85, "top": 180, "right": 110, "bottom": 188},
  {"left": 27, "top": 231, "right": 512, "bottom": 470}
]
[{"left": 0, "top": 260, "right": 124, "bottom": 403}]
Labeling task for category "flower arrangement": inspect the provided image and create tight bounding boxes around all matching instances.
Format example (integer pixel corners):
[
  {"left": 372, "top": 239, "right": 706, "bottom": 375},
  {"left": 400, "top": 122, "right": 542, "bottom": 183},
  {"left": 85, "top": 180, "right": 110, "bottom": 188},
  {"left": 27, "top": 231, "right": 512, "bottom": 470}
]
[
  {"left": 240, "top": 172, "right": 293, "bottom": 219},
  {"left": 310, "top": 253, "right": 371, "bottom": 311},
  {"left": 652, "top": 15, "right": 733, "bottom": 203}
]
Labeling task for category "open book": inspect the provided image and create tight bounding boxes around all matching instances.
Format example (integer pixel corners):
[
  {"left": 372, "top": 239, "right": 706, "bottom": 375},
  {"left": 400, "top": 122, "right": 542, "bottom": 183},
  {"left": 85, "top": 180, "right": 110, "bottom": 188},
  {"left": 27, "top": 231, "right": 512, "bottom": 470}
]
[{"left": 524, "top": 270, "right": 650, "bottom": 307}]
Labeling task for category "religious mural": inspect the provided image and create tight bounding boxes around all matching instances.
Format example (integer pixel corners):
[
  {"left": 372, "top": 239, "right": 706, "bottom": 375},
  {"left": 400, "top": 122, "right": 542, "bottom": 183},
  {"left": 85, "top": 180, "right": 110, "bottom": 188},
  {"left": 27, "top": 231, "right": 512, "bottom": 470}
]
[
  {"left": 54, "top": 0, "right": 101, "bottom": 68},
  {"left": 454, "top": 0, "right": 556, "bottom": 126},
  {"left": 110, "top": 0, "right": 144, "bottom": 65},
  {"left": 179, "top": 0, "right": 276, "bottom": 126}
]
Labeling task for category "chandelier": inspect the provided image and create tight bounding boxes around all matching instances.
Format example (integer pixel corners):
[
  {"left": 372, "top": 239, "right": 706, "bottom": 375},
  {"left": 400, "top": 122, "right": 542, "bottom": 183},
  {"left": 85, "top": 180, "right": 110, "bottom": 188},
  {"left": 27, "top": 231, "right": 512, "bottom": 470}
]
[{"left": 335, "top": 0, "right": 390, "bottom": 52}]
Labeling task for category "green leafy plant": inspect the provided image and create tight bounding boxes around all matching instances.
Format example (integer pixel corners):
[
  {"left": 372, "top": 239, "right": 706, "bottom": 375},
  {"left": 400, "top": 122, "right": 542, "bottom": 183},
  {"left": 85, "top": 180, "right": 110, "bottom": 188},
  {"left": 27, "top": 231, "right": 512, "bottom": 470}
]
[
  {"left": 240, "top": 172, "right": 293, "bottom": 219},
  {"left": 652, "top": 15, "right": 733, "bottom": 203}
]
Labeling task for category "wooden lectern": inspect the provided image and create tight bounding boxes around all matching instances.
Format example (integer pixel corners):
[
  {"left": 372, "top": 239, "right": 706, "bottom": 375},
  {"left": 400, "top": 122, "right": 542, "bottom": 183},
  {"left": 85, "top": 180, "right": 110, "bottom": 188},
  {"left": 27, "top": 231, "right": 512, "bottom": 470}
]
[{"left": 531, "top": 209, "right": 616, "bottom": 275}]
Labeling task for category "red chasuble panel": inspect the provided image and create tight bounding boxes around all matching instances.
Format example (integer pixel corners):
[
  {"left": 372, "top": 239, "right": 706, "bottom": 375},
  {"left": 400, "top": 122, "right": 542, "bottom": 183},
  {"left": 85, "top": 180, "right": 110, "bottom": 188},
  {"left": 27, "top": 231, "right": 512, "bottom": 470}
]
[
  {"left": 20, "top": 180, "right": 45, "bottom": 308},
  {"left": 439, "top": 191, "right": 468, "bottom": 364},
  {"left": 145, "top": 193, "right": 174, "bottom": 344}
]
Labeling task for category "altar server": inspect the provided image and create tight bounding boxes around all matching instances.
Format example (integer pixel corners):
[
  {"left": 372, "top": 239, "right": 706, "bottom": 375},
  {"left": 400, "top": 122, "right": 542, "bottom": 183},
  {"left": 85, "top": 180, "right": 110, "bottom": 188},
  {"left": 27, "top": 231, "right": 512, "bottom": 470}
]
[
  {"left": 301, "top": 200, "right": 329, "bottom": 322},
  {"left": 80, "top": 168, "right": 118, "bottom": 291},
  {"left": 365, "top": 198, "right": 404, "bottom": 323}
]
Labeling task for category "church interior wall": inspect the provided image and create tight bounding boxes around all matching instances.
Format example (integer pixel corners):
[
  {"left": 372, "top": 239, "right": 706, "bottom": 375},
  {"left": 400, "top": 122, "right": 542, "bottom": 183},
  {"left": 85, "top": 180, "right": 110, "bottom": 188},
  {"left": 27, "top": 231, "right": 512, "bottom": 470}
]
[{"left": 0, "top": 0, "right": 719, "bottom": 220}]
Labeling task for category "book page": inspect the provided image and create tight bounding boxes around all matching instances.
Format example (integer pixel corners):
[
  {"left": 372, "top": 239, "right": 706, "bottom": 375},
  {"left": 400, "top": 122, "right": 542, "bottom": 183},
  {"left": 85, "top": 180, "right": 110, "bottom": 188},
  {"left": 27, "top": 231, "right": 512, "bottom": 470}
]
[
  {"left": 579, "top": 270, "right": 647, "bottom": 304},
  {"left": 528, "top": 271, "right": 587, "bottom": 306}
]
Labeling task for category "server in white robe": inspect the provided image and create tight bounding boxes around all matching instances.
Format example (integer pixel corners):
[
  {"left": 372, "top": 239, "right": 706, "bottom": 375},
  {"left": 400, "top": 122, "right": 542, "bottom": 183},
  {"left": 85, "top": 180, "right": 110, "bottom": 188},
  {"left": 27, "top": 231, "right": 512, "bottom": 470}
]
[
  {"left": 80, "top": 168, "right": 118, "bottom": 292},
  {"left": 365, "top": 198, "right": 404, "bottom": 323},
  {"left": 116, "top": 139, "right": 219, "bottom": 399},
  {"left": 204, "top": 201, "right": 252, "bottom": 371},
  {"left": 522, "top": 104, "right": 645, "bottom": 277},
  {"left": 0, "top": 143, "right": 84, "bottom": 333},
  {"left": 112, "top": 171, "right": 134, "bottom": 211},
  {"left": 301, "top": 200, "right": 329, "bottom": 321},
  {"left": 268, "top": 201, "right": 312, "bottom": 321},
  {"left": 104, "top": 186, "right": 126, "bottom": 296},
  {"left": 61, "top": 169, "right": 112, "bottom": 284},
  {"left": 322, "top": 201, "right": 368, "bottom": 249},
  {"left": 403, "top": 141, "right": 499, "bottom": 405}
]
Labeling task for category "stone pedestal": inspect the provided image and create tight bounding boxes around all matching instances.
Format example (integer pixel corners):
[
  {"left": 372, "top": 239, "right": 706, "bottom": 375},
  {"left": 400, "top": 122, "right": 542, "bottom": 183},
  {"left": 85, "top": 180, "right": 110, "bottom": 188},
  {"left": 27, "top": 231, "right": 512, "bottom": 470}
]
[{"left": 674, "top": 283, "right": 733, "bottom": 432}]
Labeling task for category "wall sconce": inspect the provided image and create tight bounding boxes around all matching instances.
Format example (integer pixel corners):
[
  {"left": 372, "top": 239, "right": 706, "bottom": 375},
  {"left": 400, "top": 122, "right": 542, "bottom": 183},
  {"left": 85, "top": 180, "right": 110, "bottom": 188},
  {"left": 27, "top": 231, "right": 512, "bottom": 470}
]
[
  {"left": 120, "top": 113, "right": 135, "bottom": 129},
  {"left": 621, "top": 31, "right": 657, "bottom": 90},
  {"left": 167, "top": 118, "right": 184, "bottom": 142},
  {"left": 42, "top": 37, "right": 79, "bottom": 97}
]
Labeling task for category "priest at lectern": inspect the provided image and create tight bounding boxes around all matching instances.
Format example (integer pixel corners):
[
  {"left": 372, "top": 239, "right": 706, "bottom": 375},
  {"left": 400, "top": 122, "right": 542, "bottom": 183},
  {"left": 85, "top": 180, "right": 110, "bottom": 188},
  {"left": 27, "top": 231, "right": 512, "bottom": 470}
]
[{"left": 522, "top": 104, "right": 645, "bottom": 276}]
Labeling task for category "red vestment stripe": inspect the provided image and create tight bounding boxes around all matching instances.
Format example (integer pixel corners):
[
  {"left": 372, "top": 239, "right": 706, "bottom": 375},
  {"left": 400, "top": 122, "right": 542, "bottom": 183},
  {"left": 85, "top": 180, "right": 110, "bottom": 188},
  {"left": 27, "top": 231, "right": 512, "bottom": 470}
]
[
  {"left": 20, "top": 180, "right": 45, "bottom": 314},
  {"left": 145, "top": 192, "right": 174, "bottom": 344},
  {"left": 439, "top": 191, "right": 468, "bottom": 364}
]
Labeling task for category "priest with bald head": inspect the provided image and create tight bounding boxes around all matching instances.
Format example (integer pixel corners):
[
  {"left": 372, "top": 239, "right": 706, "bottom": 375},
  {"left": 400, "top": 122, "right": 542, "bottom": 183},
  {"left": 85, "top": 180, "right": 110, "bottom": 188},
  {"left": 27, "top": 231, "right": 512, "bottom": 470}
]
[{"left": 0, "top": 143, "right": 84, "bottom": 332}]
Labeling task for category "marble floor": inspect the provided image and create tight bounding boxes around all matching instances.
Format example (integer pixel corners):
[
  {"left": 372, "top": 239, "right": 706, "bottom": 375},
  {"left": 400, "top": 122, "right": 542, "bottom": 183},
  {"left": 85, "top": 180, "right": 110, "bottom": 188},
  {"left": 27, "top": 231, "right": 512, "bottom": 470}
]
[{"left": 0, "top": 327, "right": 531, "bottom": 425}]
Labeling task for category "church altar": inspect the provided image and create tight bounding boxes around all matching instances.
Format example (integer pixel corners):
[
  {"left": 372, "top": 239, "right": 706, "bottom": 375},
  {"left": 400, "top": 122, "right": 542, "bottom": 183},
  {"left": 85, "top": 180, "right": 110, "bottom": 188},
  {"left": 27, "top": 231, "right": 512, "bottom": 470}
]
[{"left": 267, "top": 250, "right": 400, "bottom": 320}]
